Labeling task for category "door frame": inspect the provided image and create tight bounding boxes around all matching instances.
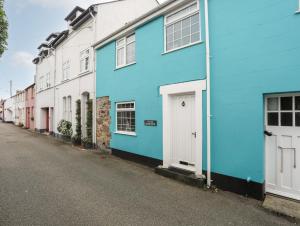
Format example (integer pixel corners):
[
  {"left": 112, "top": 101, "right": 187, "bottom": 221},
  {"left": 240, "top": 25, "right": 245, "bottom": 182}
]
[
  {"left": 160, "top": 80, "right": 206, "bottom": 177},
  {"left": 264, "top": 92, "right": 300, "bottom": 200}
]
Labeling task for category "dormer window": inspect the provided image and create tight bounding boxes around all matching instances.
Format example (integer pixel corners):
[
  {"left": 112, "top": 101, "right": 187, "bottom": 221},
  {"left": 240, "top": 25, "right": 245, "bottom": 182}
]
[{"left": 65, "top": 6, "right": 85, "bottom": 23}]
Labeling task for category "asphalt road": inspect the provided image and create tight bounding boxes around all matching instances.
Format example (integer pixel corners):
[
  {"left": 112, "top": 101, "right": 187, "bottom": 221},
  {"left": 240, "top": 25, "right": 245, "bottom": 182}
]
[{"left": 0, "top": 123, "right": 297, "bottom": 226}]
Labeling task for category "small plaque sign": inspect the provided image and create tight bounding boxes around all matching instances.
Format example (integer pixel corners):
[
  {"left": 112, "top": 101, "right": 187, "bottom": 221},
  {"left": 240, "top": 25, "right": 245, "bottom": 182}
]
[{"left": 144, "top": 120, "right": 157, "bottom": 127}]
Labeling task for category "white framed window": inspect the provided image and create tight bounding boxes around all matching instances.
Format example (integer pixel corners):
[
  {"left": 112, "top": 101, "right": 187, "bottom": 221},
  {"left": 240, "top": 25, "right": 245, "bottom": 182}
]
[
  {"left": 80, "top": 49, "right": 90, "bottom": 73},
  {"left": 62, "top": 60, "right": 70, "bottom": 81},
  {"left": 298, "top": 0, "right": 300, "bottom": 12},
  {"left": 46, "top": 72, "right": 51, "bottom": 88},
  {"left": 67, "top": 96, "right": 72, "bottom": 122},
  {"left": 63, "top": 97, "right": 67, "bottom": 120},
  {"left": 116, "top": 34, "right": 136, "bottom": 68},
  {"left": 39, "top": 76, "right": 44, "bottom": 91},
  {"left": 266, "top": 95, "right": 300, "bottom": 127},
  {"left": 116, "top": 101, "right": 136, "bottom": 135},
  {"left": 165, "top": 1, "right": 200, "bottom": 52}
]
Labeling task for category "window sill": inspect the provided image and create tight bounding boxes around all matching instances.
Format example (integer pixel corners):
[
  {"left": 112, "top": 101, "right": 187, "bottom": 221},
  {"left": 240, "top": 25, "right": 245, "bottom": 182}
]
[
  {"left": 162, "top": 41, "right": 204, "bottom": 55},
  {"left": 78, "top": 70, "right": 92, "bottom": 77},
  {"left": 296, "top": 9, "right": 300, "bottom": 14},
  {"left": 114, "top": 131, "right": 137, "bottom": 137},
  {"left": 115, "top": 62, "right": 136, "bottom": 71}
]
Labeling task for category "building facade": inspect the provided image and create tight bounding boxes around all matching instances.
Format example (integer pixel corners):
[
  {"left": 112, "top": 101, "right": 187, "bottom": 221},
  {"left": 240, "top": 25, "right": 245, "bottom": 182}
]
[
  {"left": 3, "top": 96, "right": 15, "bottom": 123},
  {"left": 34, "top": 0, "right": 159, "bottom": 140},
  {"left": 25, "top": 84, "right": 35, "bottom": 130},
  {"left": 14, "top": 90, "right": 26, "bottom": 127},
  {"left": 95, "top": 0, "right": 300, "bottom": 200}
]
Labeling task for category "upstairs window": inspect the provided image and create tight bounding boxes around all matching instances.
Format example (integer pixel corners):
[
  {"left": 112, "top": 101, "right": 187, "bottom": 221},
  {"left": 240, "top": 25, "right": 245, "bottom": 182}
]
[
  {"left": 63, "top": 97, "right": 67, "bottom": 120},
  {"left": 116, "top": 102, "right": 136, "bottom": 135},
  {"left": 165, "top": 1, "right": 200, "bottom": 52},
  {"left": 116, "top": 34, "right": 136, "bottom": 68},
  {"left": 62, "top": 60, "right": 70, "bottom": 81},
  {"left": 46, "top": 72, "right": 51, "bottom": 88},
  {"left": 80, "top": 49, "right": 90, "bottom": 73}
]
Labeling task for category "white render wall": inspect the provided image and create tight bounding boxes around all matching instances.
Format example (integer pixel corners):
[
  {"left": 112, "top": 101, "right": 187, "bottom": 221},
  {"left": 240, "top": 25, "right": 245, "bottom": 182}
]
[
  {"left": 53, "top": 0, "right": 159, "bottom": 137},
  {"left": 3, "top": 96, "right": 15, "bottom": 123},
  {"left": 35, "top": 0, "right": 159, "bottom": 138},
  {"left": 14, "top": 91, "right": 26, "bottom": 126},
  {"left": 35, "top": 52, "right": 55, "bottom": 131}
]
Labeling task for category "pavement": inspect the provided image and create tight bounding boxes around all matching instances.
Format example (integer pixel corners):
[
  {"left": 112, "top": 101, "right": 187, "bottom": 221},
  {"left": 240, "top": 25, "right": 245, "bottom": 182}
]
[{"left": 0, "top": 122, "right": 298, "bottom": 226}]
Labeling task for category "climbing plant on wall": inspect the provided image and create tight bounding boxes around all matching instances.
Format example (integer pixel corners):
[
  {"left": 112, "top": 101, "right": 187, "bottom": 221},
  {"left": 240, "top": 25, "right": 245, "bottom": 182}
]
[
  {"left": 82, "top": 99, "right": 93, "bottom": 148},
  {"left": 72, "top": 99, "right": 81, "bottom": 145}
]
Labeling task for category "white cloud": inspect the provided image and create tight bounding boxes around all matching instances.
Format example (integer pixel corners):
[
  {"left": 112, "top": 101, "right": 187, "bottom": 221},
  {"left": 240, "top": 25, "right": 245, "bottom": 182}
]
[{"left": 12, "top": 51, "right": 34, "bottom": 69}]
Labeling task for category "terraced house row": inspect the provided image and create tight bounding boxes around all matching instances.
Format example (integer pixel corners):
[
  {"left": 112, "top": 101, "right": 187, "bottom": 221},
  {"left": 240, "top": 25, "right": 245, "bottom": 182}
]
[{"left": 2, "top": 0, "right": 300, "bottom": 201}]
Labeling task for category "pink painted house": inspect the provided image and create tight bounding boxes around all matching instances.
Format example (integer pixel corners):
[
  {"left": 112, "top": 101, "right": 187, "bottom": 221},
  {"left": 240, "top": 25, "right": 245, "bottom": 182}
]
[{"left": 25, "top": 84, "right": 35, "bottom": 130}]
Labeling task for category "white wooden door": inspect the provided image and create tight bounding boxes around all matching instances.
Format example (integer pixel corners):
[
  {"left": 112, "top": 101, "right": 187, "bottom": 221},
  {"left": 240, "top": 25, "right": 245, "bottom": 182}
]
[
  {"left": 170, "top": 94, "right": 196, "bottom": 171},
  {"left": 265, "top": 95, "right": 300, "bottom": 200}
]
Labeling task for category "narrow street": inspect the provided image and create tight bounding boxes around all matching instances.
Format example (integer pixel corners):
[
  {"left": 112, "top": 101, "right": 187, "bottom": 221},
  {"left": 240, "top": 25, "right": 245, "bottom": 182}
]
[{"left": 0, "top": 123, "right": 296, "bottom": 226}]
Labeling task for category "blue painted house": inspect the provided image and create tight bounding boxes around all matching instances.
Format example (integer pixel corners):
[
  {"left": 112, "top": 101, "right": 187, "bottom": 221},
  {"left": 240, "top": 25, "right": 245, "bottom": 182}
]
[{"left": 94, "top": 0, "right": 300, "bottom": 200}]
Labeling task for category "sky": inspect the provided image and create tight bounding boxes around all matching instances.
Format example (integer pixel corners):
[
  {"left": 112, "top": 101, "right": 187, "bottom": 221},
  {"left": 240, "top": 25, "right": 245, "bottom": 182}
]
[{"left": 0, "top": 0, "right": 165, "bottom": 99}]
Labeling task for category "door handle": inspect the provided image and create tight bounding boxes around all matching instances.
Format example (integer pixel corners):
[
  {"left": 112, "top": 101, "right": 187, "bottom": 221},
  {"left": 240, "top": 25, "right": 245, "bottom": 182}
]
[
  {"left": 192, "top": 132, "right": 197, "bottom": 138},
  {"left": 264, "top": 130, "right": 273, "bottom": 136}
]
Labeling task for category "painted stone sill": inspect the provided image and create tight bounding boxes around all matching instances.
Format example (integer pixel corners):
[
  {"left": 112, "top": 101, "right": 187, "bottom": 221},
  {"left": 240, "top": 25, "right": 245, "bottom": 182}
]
[
  {"left": 296, "top": 10, "right": 300, "bottom": 14},
  {"left": 161, "top": 41, "right": 204, "bottom": 55},
  {"left": 114, "top": 131, "right": 137, "bottom": 137},
  {"left": 115, "top": 62, "right": 136, "bottom": 71},
  {"left": 78, "top": 70, "right": 92, "bottom": 77}
]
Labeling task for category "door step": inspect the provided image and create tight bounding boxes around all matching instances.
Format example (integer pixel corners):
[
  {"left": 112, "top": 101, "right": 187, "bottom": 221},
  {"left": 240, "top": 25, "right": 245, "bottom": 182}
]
[
  {"left": 263, "top": 194, "right": 300, "bottom": 220},
  {"left": 155, "top": 166, "right": 205, "bottom": 188}
]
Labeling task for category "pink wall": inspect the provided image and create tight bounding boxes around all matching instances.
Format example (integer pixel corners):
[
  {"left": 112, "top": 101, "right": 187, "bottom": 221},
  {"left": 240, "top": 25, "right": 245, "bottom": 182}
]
[{"left": 25, "top": 85, "right": 35, "bottom": 130}]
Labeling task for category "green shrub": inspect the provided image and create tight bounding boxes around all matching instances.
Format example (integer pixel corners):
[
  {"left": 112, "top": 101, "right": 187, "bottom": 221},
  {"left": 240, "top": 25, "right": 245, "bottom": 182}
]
[
  {"left": 72, "top": 99, "right": 82, "bottom": 145},
  {"left": 57, "top": 120, "right": 73, "bottom": 137}
]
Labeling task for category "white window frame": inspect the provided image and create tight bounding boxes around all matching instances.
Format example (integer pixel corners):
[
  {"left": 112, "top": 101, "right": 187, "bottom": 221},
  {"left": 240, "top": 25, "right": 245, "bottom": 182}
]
[
  {"left": 63, "top": 97, "right": 67, "bottom": 120},
  {"left": 115, "top": 101, "right": 136, "bottom": 136},
  {"left": 39, "top": 76, "right": 44, "bottom": 91},
  {"left": 116, "top": 33, "right": 136, "bottom": 69},
  {"left": 67, "top": 96, "right": 72, "bottom": 122},
  {"left": 46, "top": 72, "right": 51, "bottom": 88},
  {"left": 164, "top": 1, "right": 201, "bottom": 53},
  {"left": 80, "top": 49, "right": 90, "bottom": 74},
  {"left": 62, "top": 60, "right": 70, "bottom": 81},
  {"left": 297, "top": 0, "right": 300, "bottom": 13}
]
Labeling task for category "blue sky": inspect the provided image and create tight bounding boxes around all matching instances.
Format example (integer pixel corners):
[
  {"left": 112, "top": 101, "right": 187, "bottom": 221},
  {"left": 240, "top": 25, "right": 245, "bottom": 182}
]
[{"left": 0, "top": 0, "right": 164, "bottom": 99}]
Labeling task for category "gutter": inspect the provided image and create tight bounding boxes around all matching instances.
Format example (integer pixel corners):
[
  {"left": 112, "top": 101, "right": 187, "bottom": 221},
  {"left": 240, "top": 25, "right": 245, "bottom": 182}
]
[{"left": 204, "top": 0, "right": 212, "bottom": 187}]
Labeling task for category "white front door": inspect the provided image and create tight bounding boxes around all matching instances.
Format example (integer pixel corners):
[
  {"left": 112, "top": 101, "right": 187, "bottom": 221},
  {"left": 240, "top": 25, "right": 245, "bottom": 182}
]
[
  {"left": 170, "top": 94, "right": 196, "bottom": 171},
  {"left": 265, "top": 95, "right": 300, "bottom": 200}
]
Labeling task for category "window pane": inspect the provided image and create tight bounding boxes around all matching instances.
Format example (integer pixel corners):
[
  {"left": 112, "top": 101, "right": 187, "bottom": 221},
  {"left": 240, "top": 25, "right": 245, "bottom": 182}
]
[
  {"left": 281, "top": 112, "right": 293, "bottom": 126},
  {"left": 191, "top": 23, "right": 199, "bottom": 34},
  {"left": 296, "top": 113, "right": 300, "bottom": 127},
  {"left": 281, "top": 97, "right": 293, "bottom": 110},
  {"left": 295, "top": 96, "right": 300, "bottom": 110},
  {"left": 182, "top": 36, "right": 190, "bottom": 46},
  {"left": 191, "top": 14, "right": 199, "bottom": 24},
  {"left": 127, "top": 34, "right": 135, "bottom": 43},
  {"left": 117, "top": 47, "right": 124, "bottom": 66},
  {"left": 126, "top": 42, "right": 135, "bottom": 64},
  {"left": 267, "top": 98, "right": 278, "bottom": 111},
  {"left": 191, "top": 32, "right": 200, "bottom": 43},
  {"left": 268, "top": 113, "right": 278, "bottom": 126}
]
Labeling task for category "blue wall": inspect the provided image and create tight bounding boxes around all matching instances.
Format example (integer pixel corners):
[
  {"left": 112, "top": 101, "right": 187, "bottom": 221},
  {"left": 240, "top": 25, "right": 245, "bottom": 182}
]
[
  {"left": 96, "top": 10, "right": 206, "bottom": 160},
  {"left": 209, "top": 0, "right": 300, "bottom": 183}
]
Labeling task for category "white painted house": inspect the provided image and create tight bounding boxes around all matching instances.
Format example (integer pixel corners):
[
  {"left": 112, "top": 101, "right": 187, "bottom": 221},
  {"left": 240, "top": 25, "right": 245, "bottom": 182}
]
[
  {"left": 33, "top": 36, "right": 58, "bottom": 133},
  {"left": 14, "top": 90, "right": 26, "bottom": 126},
  {"left": 34, "top": 0, "right": 159, "bottom": 139},
  {"left": 3, "top": 96, "right": 15, "bottom": 123}
]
